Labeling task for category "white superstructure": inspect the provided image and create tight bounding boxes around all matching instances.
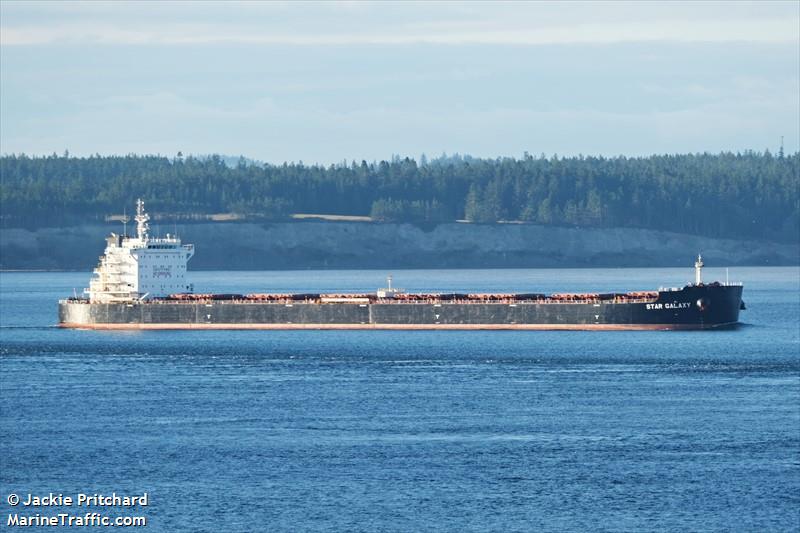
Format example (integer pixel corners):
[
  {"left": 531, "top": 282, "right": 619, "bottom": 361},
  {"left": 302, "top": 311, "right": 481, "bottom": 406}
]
[
  {"left": 694, "top": 254, "right": 704, "bottom": 285},
  {"left": 376, "top": 274, "right": 404, "bottom": 299},
  {"left": 87, "top": 199, "right": 194, "bottom": 302}
]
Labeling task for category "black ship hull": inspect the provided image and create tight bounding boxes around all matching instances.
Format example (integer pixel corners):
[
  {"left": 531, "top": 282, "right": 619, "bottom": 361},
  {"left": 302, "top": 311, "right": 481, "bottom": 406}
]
[{"left": 59, "top": 284, "right": 743, "bottom": 330}]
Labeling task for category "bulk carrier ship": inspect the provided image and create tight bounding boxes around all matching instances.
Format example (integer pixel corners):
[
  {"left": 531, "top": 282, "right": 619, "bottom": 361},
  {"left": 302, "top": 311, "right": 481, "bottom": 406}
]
[{"left": 58, "top": 200, "right": 745, "bottom": 330}]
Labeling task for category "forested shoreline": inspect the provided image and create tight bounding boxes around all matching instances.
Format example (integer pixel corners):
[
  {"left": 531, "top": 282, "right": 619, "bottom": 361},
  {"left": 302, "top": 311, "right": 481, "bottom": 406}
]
[{"left": 1, "top": 151, "right": 797, "bottom": 242}]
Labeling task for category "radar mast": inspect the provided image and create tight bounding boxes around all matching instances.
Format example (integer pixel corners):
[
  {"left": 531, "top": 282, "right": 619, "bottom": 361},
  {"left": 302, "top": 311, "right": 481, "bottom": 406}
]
[{"left": 135, "top": 198, "right": 150, "bottom": 241}]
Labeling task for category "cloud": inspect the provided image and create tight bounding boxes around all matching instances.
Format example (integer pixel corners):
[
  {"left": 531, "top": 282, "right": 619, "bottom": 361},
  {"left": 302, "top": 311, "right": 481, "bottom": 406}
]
[
  {"left": 2, "top": 2, "right": 797, "bottom": 161},
  {"left": 5, "top": 84, "right": 795, "bottom": 162},
  {"left": 3, "top": 20, "right": 798, "bottom": 47},
  {"left": 1, "top": 1, "right": 797, "bottom": 46}
]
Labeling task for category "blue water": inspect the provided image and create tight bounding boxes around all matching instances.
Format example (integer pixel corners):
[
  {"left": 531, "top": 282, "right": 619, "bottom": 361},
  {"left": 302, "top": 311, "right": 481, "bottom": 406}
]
[{"left": 1, "top": 268, "right": 799, "bottom": 532}]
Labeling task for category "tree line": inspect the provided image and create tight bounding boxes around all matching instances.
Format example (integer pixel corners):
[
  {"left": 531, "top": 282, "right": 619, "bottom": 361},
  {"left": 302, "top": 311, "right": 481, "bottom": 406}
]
[{"left": 0, "top": 151, "right": 797, "bottom": 242}]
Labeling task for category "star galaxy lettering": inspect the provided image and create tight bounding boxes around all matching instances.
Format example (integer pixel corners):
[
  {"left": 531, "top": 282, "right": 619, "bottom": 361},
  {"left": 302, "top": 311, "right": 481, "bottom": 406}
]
[{"left": 646, "top": 302, "right": 691, "bottom": 310}]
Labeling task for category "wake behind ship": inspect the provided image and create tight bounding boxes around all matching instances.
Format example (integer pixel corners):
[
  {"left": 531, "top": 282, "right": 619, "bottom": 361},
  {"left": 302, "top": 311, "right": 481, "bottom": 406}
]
[{"left": 58, "top": 200, "right": 745, "bottom": 330}]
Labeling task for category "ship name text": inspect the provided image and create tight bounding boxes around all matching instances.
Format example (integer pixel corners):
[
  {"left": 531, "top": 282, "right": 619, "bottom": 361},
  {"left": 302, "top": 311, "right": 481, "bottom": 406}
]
[{"left": 646, "top": 302, "right": 691, "bottom": 310}]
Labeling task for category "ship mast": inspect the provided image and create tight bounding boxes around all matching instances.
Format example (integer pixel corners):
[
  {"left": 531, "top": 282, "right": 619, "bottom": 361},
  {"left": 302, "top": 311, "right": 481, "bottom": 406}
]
[
  {"left": 122, "top": 207, "right": 129, "bottom": 237},
  {"left": 694, "top": 254, "right": 704, "bottom": 285},
  {"left": 135, "top": 198, "right": 150, "bottom": 241}
]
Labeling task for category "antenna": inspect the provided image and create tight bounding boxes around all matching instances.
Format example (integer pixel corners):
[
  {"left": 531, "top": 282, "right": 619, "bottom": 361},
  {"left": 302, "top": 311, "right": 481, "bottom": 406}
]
[
  {"left": 726, "top": 267, "right": 729, "bottom": 285},
  {"left": 122, "top": 207, "right": 129, "bottom": 237},
  {"left": 780, "top": 136, "right": 784, "bottom": 157}
]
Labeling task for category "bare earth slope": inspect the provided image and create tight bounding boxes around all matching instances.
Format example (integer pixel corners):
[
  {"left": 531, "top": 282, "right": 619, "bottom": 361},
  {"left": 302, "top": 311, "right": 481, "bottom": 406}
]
[{"left": 1, "top": 221, "right": 797, "bottom": 270}]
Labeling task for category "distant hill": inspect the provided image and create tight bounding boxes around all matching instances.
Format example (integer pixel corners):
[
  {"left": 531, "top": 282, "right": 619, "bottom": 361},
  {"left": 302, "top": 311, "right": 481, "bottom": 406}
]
[{"left": 1, "top": 151, "right": 797, "bottom": 243}]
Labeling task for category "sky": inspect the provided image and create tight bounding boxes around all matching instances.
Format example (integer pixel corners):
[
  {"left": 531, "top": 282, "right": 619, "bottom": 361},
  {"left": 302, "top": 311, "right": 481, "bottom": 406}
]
[{"left": 1, "top": 0, "right": 798, "bottom": 164}]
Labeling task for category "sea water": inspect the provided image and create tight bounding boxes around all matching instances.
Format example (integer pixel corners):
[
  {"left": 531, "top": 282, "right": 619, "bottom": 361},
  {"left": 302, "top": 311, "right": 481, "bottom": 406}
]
[{"left": 1, "top": 267, "right": 798, "bottom": 532}]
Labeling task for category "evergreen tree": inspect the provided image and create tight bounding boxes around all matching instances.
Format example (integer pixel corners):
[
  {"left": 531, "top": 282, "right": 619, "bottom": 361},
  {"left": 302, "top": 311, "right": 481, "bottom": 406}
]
[{"left": 0, "top": 151, "right": 796, "bottom": 242}]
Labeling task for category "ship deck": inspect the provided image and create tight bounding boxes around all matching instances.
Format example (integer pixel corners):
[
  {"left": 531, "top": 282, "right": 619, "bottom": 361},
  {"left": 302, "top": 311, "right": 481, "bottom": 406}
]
[{"left": 62, "top": 290, "right": 662, "bottom": 306}]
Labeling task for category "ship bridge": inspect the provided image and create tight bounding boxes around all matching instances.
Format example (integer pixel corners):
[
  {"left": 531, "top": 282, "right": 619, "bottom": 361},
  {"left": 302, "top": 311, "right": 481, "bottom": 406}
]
[{"left": 86, "top": 199, "right": 194, "bottom": 302}]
